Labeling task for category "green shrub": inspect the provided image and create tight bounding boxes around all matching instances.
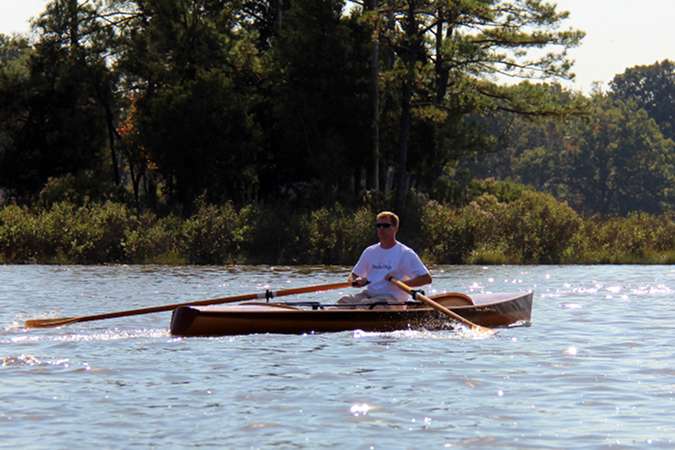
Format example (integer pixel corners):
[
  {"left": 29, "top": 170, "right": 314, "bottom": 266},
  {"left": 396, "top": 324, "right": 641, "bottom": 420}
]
[
  {"left": 39, "top": 202, "right": 80, "bottom": 262},
  {"left": 0, "top": 201, "right": 136, "bottom": 263},
  {"left": 421, "top": 200, "right": 477, "bottom": 263},
  {"left": 305, "top": 205, "right": 377, "bottom": 265},
  {"left": 1, "top": 196, "right": 672, "bottom": 265},
  {"left": 38, "top": 172, "right": 120, "bottom": 207},
  {"left": 579, "top": 212, "right": 675, "bottom": 262},
  {"left": 0, "top": 205, "right": 44, "bottom": 262},
  {"left": 61, "top": 202, "right": 135, "bottom": 263},
  {"left": 123, "top": 213, "right": 183, "bottom": 264},
  {"left": 466, "top": 178, "right": 529, "bottom": 204},
  {"left": 466, "top": 244, "right": 510, "bottom": 265},
  {"left": 305, "top": 207, "right": 339, "bottom": 264},
  {"left": 497, "top": 191, "right": 581, "bottom": 263},
  {"left": 460, "top": 194, "right": 506, "bottom": 251},
  {"left": 242, "top": 204, "right": 304, "bottom": 264},
  {"left": 337, "top": 206, "right": 376, "bottom": 264},
  {"left": 180, "top": 202, "right": 249, "bottom": 264}
]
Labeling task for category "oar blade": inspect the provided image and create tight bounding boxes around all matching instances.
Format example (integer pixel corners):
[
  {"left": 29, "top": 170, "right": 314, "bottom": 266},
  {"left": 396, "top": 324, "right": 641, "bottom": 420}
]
[
  {"left": 24, "top": 317, "right": 77, "bottom": 328},
  {"left": 466, "top": 324, "right": 496, "bottom": 336}
]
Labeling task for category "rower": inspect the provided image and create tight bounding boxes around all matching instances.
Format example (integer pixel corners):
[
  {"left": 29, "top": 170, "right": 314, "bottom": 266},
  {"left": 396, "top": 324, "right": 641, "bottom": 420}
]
[{"left": 337, "top": 211, "right": 432, "bottom": 309}]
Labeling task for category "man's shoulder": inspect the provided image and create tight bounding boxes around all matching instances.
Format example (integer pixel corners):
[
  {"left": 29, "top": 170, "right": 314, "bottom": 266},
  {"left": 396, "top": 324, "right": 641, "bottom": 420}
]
[
  {"left": 395, "top": 241, "right": 417, "bottom": 255},
  {"left": 361, "top": 242, "right": 382, "bottom": 255}
]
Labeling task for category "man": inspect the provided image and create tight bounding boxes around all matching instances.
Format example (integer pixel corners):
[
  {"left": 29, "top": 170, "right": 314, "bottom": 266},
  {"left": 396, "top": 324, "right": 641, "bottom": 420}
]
[{"left": 338, "top": 211, "right": 432, "bottom": 307}]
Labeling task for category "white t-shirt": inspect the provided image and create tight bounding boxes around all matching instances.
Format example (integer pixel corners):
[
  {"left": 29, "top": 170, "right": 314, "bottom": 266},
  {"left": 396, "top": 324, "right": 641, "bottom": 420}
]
[{"left": 352, "top": 241, "right": 430, "bottom": 302}]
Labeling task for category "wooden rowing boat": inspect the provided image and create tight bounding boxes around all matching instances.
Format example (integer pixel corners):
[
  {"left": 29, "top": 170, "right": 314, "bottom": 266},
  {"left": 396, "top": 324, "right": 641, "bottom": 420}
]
[{"left": 169, "top": 291, "right": 533, "bottom": 336}]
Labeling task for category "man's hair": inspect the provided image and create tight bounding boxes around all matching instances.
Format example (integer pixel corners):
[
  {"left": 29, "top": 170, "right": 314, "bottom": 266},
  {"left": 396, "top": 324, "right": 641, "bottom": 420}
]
[{"left": 376, "top": 211, "right": 399, "bottom": 228}]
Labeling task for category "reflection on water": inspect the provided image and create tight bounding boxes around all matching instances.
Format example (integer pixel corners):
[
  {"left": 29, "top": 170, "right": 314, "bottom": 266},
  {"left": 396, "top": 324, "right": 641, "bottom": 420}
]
[{"left": 2, "top": 265, "right": 675, "bottom": 448}]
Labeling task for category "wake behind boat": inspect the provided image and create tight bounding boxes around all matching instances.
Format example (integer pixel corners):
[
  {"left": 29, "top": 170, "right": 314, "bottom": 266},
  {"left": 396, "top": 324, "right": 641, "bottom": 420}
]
[{"left": 169, "top": 291, "right": 533, "bottom": 336}]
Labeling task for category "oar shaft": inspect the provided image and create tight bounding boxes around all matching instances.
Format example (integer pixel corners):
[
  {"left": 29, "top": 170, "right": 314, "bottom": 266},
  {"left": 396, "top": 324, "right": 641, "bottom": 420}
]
[
  {"left": 265, "top": 281, "right": 353, "bottom": 299},
  {"left": 388, "top": 278, "right": 491, "bottom": 332},
  {"left": 25, "top": 281, "right": 353, "bottom": 328}
]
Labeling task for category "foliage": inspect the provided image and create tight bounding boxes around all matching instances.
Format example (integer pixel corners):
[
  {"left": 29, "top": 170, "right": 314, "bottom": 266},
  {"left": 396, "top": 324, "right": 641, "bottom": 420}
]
[
  {"left": 0, "top": 1, "right": 672, "bottom": 230},
  {"left": 0, "top": 205, "right": 45, "bottom": 262},
  {"left": 0, "top": 0, "right": 589, "bottom": 212},
  {"left": 0, "top": 35, "right": 33, "bottom": 199},
  {"left": 122, "top": 213, "right": 183, "bottom": 264},
  {"left": 0, "top": 1, "right": 115, "bottom": 200},
  {"left": 466, "top": 179, "right": 530, "bottom": 204},
  {"left": 420, "top": 200, "right": 479, "bottom": 264},
  {"left": 47, "top": 201, "right": 135, "bottom": 263},
  {"left": 570, "top": 96, "right": 675, "bottom": 215},
  {"left": 497, "top": 191, "right": 581, "bottom": 263},
  {"left": 180, "top": 202, "right": 250, "bottom": 264},
  {"left": 470, "top": 87, "right": 675, "bottom": 215},
  {"left": 576, "top": 212, "right": 675, "bottom": 263},
  {"left": 610, "top": 59, "right": 674, "bottom": 141},
  {"left": 0, "top": 199, "right": 673, "bottom": 265},
  {"left": 421, "top": 190, "right": 582, "bottom": 264},
  {"left": 38, "top": 172, "right": 124, "bottom": 206},
  {"left": 0, "top": 202, "right": 134, "bottom": 263}
]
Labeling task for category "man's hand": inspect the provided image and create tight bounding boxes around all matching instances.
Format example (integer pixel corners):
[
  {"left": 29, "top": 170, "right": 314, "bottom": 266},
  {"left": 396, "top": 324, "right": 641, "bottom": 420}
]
[{"left": 350, "top": 276, "right": 369, "bottom": 287}]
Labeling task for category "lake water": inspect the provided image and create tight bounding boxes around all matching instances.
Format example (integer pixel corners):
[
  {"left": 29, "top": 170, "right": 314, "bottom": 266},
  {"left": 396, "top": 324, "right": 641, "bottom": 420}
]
[{"left": 2, "top": 264, "right": 675, "bottom": 449}]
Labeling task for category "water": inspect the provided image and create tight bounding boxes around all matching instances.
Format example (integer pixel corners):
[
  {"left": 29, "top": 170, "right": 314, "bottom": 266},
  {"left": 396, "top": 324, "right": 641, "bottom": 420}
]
[{"left": 2, "top": 265, "right": 675, "bottom": 449}]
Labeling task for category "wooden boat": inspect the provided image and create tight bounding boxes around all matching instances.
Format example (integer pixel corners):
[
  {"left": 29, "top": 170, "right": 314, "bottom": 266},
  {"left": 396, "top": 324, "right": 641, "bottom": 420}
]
[{"left": 169, "top": 291, "right": 533, "bottom": 336}]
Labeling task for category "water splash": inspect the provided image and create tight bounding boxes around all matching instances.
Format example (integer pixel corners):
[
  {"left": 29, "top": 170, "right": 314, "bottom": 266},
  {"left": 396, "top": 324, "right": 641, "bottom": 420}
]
[
  {"left": 2, "top": 328, "right": 170, "bottom": 345},
  {"left": 631, "top": 285, "right": 672, "bottom": 296},
  {"left": 349, "top": 403, "right": 373, "bottom": 416},
  {"left": 352, "top": 326, "right": 493, "bottom": 340},
  {"left": 1, "top": 354, "right": 70, "bottom": 368}
]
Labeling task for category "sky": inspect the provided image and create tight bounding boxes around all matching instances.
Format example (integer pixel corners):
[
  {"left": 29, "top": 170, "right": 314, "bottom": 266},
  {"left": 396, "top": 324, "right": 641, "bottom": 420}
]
[{"left": 1, "top": 0, "right": 673, "bottom": 93}]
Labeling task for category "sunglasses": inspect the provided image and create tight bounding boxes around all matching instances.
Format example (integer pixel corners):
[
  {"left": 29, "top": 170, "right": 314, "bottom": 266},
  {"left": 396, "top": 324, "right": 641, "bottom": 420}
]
[{"left": 375, "top": 223, "right": 393, "bottom": 229}]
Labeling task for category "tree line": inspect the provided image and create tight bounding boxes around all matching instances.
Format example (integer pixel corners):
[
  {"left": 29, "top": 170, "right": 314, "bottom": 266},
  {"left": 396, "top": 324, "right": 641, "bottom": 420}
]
[{"left": 0, "top": 0, "right": 672, "bottom": 219}]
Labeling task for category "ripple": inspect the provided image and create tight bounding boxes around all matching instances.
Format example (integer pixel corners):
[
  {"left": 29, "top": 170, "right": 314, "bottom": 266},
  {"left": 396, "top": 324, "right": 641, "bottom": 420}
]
[
  {"left": 2, "top": 265, "right": 675, "bottom": 449},
  {"left": 560, "top": 302, "right": 582, "bottom": 309}
]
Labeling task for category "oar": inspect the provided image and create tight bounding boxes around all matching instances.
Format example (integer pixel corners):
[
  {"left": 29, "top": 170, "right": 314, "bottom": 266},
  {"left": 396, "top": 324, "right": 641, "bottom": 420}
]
[
  {"left": 25, "top": 281, "right": 353, "bottom": 329},
  {"left": 388, "top": 277, "right": 494, "bottom": 335}
]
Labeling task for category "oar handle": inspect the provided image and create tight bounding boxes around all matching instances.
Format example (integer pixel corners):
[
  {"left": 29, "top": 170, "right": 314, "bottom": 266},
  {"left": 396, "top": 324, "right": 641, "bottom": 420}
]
[
  {"left": 388, "top": 277, "right": 493, "bottom": 334},
  {"left": 25, "top": 281, "right": 354, "bottom": 329}
]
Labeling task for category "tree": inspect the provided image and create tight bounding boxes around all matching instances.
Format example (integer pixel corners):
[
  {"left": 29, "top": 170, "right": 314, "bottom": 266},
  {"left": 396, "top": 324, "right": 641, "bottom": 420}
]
[
  {"left": 0, "top": 0, "right": 120, "bottom": 200},
  {"left": 610, "top": 60, "right": 674, "bottom": 142},
  {"left": 569, "top": 95, "right": 674, "bottom": 215},
  {"left": 0, "top": 34, "right": 33, "bottom": 196},
  {"left": 360, "top": 0, "right": 585, "bottom": 210},
  {"left": 115, "top": 0, "right": 266, "bottom": 213},
  {"left": 261, "top": 0, "right": 372, "bottom": 205}
]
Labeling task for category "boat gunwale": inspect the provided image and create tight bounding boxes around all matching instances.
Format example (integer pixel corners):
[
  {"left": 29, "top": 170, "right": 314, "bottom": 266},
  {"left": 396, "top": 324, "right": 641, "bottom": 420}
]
[{"left": 188, "top": 291, "right": 533, "bottom": 315}]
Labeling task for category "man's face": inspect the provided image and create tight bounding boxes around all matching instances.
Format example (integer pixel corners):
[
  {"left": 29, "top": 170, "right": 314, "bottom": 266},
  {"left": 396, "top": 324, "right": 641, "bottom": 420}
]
[{"left": 375, "top": 217, "right": 397, "bottom": 240}]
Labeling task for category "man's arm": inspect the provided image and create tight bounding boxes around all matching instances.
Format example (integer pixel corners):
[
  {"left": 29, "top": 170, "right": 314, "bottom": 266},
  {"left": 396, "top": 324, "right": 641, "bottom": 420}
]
[
  {"left": 395, "top": 249, "right": 432, "bottom": 287},
  {"left": 384, "top": 272, "right": 431, "bottom": 287},
  {"left": 402, "top": 273, "right": 432, "bottom": 287}
]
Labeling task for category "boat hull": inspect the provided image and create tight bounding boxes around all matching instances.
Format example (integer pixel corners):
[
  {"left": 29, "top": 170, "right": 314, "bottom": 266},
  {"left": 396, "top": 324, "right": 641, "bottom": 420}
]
[{"left": 170, "top": 292, "right": 533, "bottom": 336}]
